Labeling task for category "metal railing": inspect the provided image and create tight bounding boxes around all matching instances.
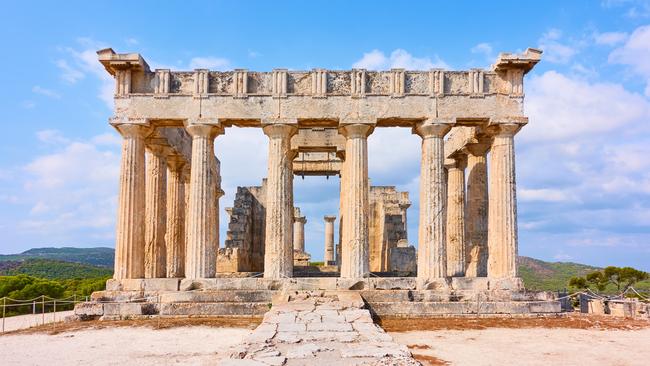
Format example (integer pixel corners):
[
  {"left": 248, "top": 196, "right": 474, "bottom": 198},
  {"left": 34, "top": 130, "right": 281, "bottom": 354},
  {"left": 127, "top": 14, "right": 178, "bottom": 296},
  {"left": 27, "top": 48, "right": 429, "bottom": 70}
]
[{"left": 1, "top": 294, "right": 88, "bottom": 333}]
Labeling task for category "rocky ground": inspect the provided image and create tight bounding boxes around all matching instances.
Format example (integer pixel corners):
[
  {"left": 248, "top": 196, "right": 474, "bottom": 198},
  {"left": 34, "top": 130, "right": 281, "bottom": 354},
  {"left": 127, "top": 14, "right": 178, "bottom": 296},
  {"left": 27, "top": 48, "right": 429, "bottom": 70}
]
[{"left": 0, "top": 313, "right": 648, "bottom": 365}]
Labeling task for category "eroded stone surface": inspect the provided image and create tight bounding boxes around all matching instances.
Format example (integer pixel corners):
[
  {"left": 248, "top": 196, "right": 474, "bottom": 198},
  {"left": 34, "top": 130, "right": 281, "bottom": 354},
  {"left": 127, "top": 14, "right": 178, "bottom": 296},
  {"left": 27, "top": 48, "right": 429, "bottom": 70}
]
[{"left": 226, "top": 292, "right": 419, "bottom": 365}]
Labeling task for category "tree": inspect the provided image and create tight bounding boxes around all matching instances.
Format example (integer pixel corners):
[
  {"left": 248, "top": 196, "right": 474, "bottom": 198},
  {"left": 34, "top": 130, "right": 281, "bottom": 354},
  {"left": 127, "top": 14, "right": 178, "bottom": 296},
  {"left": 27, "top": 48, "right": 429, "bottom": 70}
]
[{"left": 568, "top": 266, "right": 648, "bottom": 293}]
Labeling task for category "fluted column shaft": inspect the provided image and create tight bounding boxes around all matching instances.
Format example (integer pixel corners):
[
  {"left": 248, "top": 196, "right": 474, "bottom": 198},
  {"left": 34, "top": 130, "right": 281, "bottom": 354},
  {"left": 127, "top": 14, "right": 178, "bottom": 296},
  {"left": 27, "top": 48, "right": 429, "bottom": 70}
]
[
  {"left": 487, "top": 124, "right": 519, "bottom": 278},
  {"left": 166, "top": 158, "right": 186, "bottom": 278},
  {"left": 465, "top": 142, "right": 490, "bottom": 277},
  {"left": 415, "top": 122, "right": 451, "bottom": 280},
  {"left": 185, "top": 124, "right": 222, "bottom": 279},
  {"left": 144, "top": 147, "right": 168, "bottom": 278},
  {"left": 324, "top": 216, "right": 336, "bottom": 263},
  {"left": 263, "top": 124, "right": 297, "bottom": 279},
  {"left": 445, "top": 156, "right": 467, "bottom": 277},
  {"left": 114, "top": 124, "right": 150, "bottom": 279},
  {"left": 339, "top": 124, "right": 373, "bottom": 278},
  {"left": 293, "top": 217, "right": 306, "bottom": 252}
]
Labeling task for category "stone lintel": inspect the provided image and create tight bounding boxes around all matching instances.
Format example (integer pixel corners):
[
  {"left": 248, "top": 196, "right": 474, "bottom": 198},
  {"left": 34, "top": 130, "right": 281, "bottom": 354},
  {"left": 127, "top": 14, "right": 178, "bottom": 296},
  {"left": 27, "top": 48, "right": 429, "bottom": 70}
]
[{"left": 261, "top": 117, "right": 298, "bottom": 126}]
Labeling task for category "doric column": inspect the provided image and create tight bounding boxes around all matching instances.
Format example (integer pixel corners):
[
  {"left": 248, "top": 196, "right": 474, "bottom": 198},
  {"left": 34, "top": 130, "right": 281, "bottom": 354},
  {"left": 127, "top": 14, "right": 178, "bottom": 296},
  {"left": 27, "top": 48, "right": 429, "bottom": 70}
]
[
  {"left": 339, "top": 123, "right": 373, "bottom": 278},
  {"left": 165, "top": 156, "right": 186, "bottom": 278},
  {"left": 185, "top": 122, "right": 223, "bottom": 279},
  {"left": 414, "top": 120, "right": 451, "bottom": 280},
  {"left": 113, "top": 123, "right": 150, "bottom": 279},
  {"left": 324, "top": 215, "right": 336, "bottom": 263},
  {"left": 487, "top": 124, "right": 519, "bottom": 278},
  {"left": 445, "top": 154, "right": 467, "bottom": 277},
  {"left": 263, "top": 123, "right": 297, "bottom": 279},
  {"left": 144, "top": 146, "right": 168, "bottom": 278},
  {"left": 293, "top": 216, "right": 307, "bottom": 252},
  {"left": 465, "top": 141, "right": 490, "bottom": 277}
]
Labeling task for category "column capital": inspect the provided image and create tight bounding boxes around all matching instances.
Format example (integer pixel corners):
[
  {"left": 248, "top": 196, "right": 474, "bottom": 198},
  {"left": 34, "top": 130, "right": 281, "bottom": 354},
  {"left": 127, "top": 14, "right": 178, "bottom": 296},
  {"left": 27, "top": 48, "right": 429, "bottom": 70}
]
[
  {"left": 115, "top": 123, "right": 152, "bottom": 139},
  {"left": 339, "top": 123, "right": 374, "bottom": 138},
  {"left": 464, "top": 139, "right": 492, "bottom": 157},
  {"left": 146, "top": 143, "right": 170, "bottom": 157},
  {"left": 445, "top": 153, "right": 468, "bottom": 170},
  {"left": 324, "top": 215, "right": 337, "bottom": 223},
  {"left": 294, "top": 216, "right": 307, "bottom": 224},
  {"left": 487, "top": 123, "right": 520, "bottom": 137},
  {"left": 263, "top": 123, "right": 298, "bottom": 138},
  {"left": 167, "top": 154, "right": 186, "bottom": 171},
  {"left": 413, "top": 118, "right": 453, "bottom": 138},
  {"left": 184, "top": 123, "right": 224, "bottom": 139}
]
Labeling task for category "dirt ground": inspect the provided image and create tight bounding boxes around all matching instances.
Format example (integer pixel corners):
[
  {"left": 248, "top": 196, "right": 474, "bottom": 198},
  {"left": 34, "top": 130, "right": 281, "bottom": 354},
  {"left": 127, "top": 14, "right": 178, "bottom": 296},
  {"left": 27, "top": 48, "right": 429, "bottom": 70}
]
[
  {"left": 0, "top": 314, "right": 648, "bottom": 365},
  {"left": 383, "top": 314, "right": 650, "bottom": 366}
]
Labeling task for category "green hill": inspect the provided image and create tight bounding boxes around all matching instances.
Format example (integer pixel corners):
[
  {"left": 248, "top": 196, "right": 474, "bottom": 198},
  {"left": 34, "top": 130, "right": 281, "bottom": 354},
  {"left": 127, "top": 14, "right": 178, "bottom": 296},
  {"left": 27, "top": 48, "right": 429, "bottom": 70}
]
[
  {"left": 518, "top": 256, "right": 601, "bottom": 291},
  {"left": 0, "top": 258, "right": 112, "bottom": 279},
  {"left": 0, "top": 247, "right": 114, "bottom": 268}
]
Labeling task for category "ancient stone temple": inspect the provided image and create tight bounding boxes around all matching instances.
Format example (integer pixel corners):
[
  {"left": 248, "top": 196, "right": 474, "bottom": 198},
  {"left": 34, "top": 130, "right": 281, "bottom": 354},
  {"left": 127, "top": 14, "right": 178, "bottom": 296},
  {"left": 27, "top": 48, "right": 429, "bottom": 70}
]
[{"left": 78, "top": 47, "right": 562, "bottom": 319}]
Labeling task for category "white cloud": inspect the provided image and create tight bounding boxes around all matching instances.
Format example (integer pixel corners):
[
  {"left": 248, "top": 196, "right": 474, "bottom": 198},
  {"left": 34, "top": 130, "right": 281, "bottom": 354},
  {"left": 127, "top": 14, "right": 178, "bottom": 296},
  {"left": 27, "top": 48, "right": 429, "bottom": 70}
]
[
  {"left": 32, "top": 86, "right": 61, "bottom": 99},
  {"left": 538, "top": 29, "right": 578, "bottom": 64},
  {"left": 58, "top": 38, "right": 114, "bottom": 108},
  {"left": 523, "top": 70, "right": 650, "bottom": 141},
  {"left": 609, "top": 24, "right": 650, "bottom": 96},
  {"left": 594, "top": 31, "right": 628, "bottom": 45},
  {"left": 352, "top": 49, "right": 449, "bottom": 70},
  {"left": 470, "top": 42, "right": 495, "bottom": 64},
  {"left": 519, "top": 188, "right": 576, "bottom": 203},
  {"left": 37, "top": 129, "right": 70, "bottom": 144},
  {"left": 55, "top": 59, "right": 84, "bottom": 83},
  {"left": 125, "top": 38, "right": 139, "bottom": 46},
  {"left": 189, "top": 56, "right": 231, "bottom": 70},
  {"left": 19, "top": 131, "right": 120, "bottom": 241}
]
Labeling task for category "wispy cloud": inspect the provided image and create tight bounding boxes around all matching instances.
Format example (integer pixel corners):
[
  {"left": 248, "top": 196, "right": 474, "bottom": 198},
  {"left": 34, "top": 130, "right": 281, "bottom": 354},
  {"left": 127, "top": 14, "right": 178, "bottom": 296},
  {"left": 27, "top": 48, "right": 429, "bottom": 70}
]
[
  {"left": 32, "top": 86, "right": 61, "bottom": 99},
  {"left": 352, "top": 49, "right": 449, "bottom": 70},
  {"left": 188, "top": 56, "right": 231, "bottom": 70}
]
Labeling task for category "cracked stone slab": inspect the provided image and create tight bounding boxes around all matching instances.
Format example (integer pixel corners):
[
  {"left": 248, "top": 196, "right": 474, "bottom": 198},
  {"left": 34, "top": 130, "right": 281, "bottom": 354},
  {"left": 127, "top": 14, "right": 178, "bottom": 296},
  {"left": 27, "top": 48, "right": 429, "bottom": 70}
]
[{"left": 224, "top": 291, "right": 417, "bottom": 364}]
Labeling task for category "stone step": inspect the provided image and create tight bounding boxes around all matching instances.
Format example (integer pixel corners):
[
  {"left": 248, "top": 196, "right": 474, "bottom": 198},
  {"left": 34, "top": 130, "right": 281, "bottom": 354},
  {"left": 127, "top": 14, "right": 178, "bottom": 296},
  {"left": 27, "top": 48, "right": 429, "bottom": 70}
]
[
  {"left": 367, "top": 300, "right": 562, "bottom": 316},
  {"left": 160, "top": 302, "right": 270, "bottom": 316},
  {"left": 159, "top": 290, "right": 276, "bottom": 303}
]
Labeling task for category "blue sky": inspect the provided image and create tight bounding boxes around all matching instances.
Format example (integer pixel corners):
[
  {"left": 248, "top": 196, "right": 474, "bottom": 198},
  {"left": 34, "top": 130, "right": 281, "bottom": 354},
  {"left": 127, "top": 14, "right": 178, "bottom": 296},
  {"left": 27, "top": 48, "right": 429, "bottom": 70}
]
[{"left": 1, "top": 1, "right": 650, "bottom": 270}]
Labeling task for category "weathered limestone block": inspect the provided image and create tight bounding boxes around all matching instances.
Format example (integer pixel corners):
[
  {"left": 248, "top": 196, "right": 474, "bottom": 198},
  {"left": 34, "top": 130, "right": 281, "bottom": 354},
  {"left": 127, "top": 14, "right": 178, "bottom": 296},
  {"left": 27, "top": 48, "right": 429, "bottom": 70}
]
[
  {"left": 263, "top": 123, "right": 297, "bottom": 279},
  {"left": 414, "top": 120, "right": 451, "bottom": 280},
  {"left": 113, "top": 123, "right": 151, "bottom": 279},
  {"left": 144, "top": 146, "right": 167, "bottom": 278},
  {"left": 339, "top": 123, "right": 373, "bottom": 278},
  {"left": 369, "top": 186, "right": 410, "bottom": 272},
  {"left": 389, "top": 246, "right": 417, "bottom": 274}
]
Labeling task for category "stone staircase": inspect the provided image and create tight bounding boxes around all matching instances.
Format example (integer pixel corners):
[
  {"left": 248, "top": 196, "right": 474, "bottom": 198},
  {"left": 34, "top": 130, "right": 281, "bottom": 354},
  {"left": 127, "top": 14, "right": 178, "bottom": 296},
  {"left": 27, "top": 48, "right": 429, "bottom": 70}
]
[{"left": 75, "top": 289, "right": 276, "bottom": 320}]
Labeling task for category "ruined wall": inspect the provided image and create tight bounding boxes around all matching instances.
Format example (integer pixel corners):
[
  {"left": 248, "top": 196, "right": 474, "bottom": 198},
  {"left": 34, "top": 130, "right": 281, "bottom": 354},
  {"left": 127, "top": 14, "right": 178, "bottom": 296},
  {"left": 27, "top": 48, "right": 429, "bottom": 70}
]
[
  {"left": 368, "top": 187, "right": 411, "bottom": 272},
  {"left": 219, "top": 180, "right": 267, "bottom": 272}
]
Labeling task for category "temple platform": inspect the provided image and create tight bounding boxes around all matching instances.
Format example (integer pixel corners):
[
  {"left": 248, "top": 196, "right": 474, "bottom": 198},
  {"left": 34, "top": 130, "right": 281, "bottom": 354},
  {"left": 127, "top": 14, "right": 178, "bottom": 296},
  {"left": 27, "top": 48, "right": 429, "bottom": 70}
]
[{"left": 73, "top": 277, "right": 562, "bottom": 320}]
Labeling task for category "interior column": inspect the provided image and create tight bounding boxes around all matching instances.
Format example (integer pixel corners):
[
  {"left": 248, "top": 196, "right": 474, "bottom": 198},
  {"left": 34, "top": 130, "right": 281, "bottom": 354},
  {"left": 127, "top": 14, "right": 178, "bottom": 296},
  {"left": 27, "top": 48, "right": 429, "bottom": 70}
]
[
  {"left": 465, "top": 141, "right": 490, "bottom": 277},
  {"left": 324, "top": 215, "right": 336, "bottom": 264},
  {"left": 445, "top": 154, "right": 467, "bottom": 277},
  {"left": 144, "top": 145, "right": 168, "bottom": 278},
  {"left": 166, "top": 156, "right": 186, "bottom": 278}
]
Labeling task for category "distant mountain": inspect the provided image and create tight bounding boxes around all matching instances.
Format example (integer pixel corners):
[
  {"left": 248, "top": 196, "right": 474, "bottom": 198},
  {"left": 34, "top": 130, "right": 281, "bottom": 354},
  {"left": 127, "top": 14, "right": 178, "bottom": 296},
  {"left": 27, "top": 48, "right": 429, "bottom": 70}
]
[
  {"left": 0, "top": 247, "right": 114, "bottom": 268},
  {"left": 0, "top": 258, "right": 112, "bottom": 279},
  {"left": 0, "top": 247, "right": 639, "bottom": 291}
]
